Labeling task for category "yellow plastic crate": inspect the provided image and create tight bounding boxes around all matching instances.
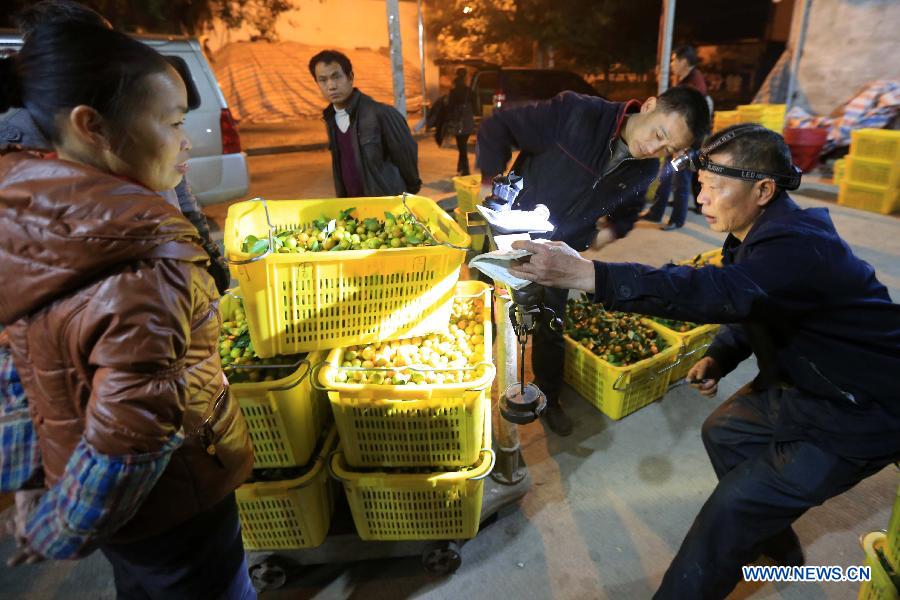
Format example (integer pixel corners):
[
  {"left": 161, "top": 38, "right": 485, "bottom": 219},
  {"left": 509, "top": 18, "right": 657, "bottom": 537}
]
[
  {"left": 319, "top": 281, "right": 494, "bottom": 468},
  {"left": 737, "top": 104, "right": 766, "bottom": 123},
  {"left": 846, "top": 156, "right": 900, "bottom": 189},
  {"left": 678, "top": 248, "right": 725, "bottom": 268},
  {"left": 236, "top": 428, "right": 338, "bottom": 550},
  {"left": 886, "top": 482, "right": 900, "bottom": 574},
  {"left": 839, "top": 181, "right": 900, "bottom": 215},
  {"left": 851, "top": 129, "right": 900, "bottom": 163},
  {"left": 221, "top": 294, "right": 331, "bottom": 468},
  {"left": 654, "top": 322, "right": 721, "bottom": 383},
  {"left": 563, "top": 320, "right": 682, "bottom": 420},
  {"left": 713, "top": 110, "right": 739, "bottom": 131},
  {"left": 452, "top": 174, "right": 482, "bottom": 215},
  {"left": 224, "top": 196, "right": 470, "bottom": 357},
  {"left": 331, "top": 447, "right": 495, "bottom": 541},
  {"left": 835, "top": 158, "right": 847, "bottom": 186},
  {"left": 453, "top": 207, "right": 487, "bottom": 253},
  {"left": 858, "top": 531, "right": 900, "bottom": 600}
]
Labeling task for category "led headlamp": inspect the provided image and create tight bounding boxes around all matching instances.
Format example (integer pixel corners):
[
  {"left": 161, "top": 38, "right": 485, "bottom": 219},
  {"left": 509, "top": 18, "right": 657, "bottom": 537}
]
[{"left": 670, "top": 125, "right": 802, "bottom": 191}]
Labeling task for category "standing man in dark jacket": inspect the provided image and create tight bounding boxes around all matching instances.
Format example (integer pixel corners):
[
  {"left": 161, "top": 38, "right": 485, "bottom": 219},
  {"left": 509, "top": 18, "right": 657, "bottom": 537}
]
[
  {"left": 477, "top": 86, "right": 710, "bottom": 434},
  {"left": 310, "top": 49, "right": 421, "bottom": 197},
  {"left": 645, "top": 45, "right": 709, "bottom": 230},
  {"left": 508, "top": 125, "right": 900, "bottom": 599}
]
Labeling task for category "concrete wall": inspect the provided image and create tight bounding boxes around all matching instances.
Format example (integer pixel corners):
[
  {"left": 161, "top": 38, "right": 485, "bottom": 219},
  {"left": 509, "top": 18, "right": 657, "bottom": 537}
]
[
  {"left": 202, "top": 0, "right": 439, "bottom": 100},
  {"left": 791, "top": 0, "right": 900, "bottom": 114}
]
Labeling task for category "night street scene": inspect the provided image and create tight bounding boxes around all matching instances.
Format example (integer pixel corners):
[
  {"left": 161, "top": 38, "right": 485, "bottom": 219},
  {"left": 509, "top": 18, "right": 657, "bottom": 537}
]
[{"left": 1, "top": 0, "right": 899, "bottom": 598}]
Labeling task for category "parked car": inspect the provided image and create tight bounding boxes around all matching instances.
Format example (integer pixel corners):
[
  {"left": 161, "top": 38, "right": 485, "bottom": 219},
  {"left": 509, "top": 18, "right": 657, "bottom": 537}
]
[
  {"left": 0, "top": 31, "right": 249, "bottom": 206},
  {"left": 471, "top": 67, "right": 602, "bottom": 118}
]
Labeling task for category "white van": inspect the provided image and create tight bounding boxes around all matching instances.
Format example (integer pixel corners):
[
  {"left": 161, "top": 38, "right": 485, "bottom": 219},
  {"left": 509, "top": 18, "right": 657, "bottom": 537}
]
[{"left": 0, "top": 31, "right": 249, "bottom": 206}]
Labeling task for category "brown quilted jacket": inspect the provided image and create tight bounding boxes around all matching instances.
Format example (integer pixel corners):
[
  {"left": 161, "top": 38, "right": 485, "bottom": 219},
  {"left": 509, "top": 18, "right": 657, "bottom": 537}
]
[{"left": 0, "top": 153, "right": 253, "bottom": 543}]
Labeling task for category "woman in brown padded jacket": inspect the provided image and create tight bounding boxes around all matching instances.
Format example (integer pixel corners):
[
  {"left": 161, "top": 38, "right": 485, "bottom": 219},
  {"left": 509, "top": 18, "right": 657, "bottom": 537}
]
[{"left": 0, "top": 21, "right": 254, "bottom": 600}]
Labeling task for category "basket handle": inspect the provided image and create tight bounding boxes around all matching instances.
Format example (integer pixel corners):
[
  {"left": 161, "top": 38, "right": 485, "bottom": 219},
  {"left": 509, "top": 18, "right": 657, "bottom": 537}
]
[
  {"left": 326, "top": 449, "right": 347, "bottom": 483},
  {"left": 401, "top": 193, "right": 471, "bottom": 251},
  {"left": 611, "top": 350, "right": 685, "bottom": 391},
  {"left": 315, "top": 361, "right": 493, "bottom": 397},
  {"left": 676, "top": 342, "right": 711, "bottom": 363},
  {"left": 469, "top": 448, "right": 497, "bottom": 481},
  {"left": 225, "top": 197, "right": 276, "bottom": 266},
  {"left": 225, "top": 357, "right": 312, "bottom": 392},
  {"left": 465, "top": 362, "right": 497, "bottom": 392}
]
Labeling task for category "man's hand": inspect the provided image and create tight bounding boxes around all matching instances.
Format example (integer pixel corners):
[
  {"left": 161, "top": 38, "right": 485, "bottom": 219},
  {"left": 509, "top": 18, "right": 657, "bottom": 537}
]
[
  {"left": 508, "top": 240, "right": 596, "bottom": 292},
  {"left": 3, "top": 489, "right": 45, "bottom": 567},
  {"left": 686, "top": 357, "right": 722, "bottom": 397}
]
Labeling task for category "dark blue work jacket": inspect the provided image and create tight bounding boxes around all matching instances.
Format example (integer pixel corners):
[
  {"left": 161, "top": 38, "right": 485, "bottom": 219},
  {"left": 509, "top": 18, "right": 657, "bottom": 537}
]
[
  {"left": 476, "top": 92, "right": 660, "bottom": 250},
  {"left": 592, "top": 193, "right": 900, "bottom": 459}
]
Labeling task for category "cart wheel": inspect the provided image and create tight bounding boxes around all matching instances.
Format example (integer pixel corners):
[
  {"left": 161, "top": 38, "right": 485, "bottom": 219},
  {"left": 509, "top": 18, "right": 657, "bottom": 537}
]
[
  {"left": 422, "top": 541, "right": 462, "bottom": 575},
  {"left": 249, "top": 556, "right": 289, "bottom": 591}
]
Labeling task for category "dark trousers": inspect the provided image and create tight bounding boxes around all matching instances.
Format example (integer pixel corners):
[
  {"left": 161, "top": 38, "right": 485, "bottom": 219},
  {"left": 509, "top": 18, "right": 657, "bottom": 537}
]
[
  {"left": 531, "top": 286, "right": 569, "bottom": 403},
  {"left": 456, "top": 134, "right": 470, "bottom": 175},
  {"left": 100, "top": 493, "right": 252, "bottom": 600},
  {"left": 654, "top": 385, "right": 892, "bottom": 599},
  {"left": 647, "top": 160, "right": 692, "bottom": 227}
]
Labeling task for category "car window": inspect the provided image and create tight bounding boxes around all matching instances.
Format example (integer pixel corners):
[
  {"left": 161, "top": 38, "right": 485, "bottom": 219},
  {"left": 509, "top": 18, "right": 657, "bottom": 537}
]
[{"left": 472, "top": 70, "right": 499, "bottom": 112}]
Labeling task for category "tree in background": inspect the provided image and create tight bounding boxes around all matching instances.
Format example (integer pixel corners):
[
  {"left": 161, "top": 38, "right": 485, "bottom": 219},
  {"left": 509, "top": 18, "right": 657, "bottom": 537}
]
[
  {"left": 428, "top": 0, "right": 661, "bottom": 76},
  {"left": 1, "top": 0, "right": 292, "bottom": 39}
]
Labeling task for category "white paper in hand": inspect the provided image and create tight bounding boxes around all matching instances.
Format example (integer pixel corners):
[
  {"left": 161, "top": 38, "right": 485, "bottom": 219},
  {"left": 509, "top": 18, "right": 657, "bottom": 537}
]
[
  {"left": 468, "top": 237, "right": 545, "bottom": 290},
  {"left": 475, "top": 204, "right": 554, "bottom": 234}
]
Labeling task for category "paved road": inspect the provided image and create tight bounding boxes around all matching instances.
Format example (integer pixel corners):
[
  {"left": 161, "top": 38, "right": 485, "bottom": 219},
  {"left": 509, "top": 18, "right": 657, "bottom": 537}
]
[{"left": 202, "top": 139, "right": 466, "bottom": 233}]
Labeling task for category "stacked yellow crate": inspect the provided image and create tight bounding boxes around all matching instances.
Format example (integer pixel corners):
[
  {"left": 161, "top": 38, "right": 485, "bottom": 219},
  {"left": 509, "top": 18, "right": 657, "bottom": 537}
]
[
  {"left": 452, "top": 174, "right": 487, "bottom": 253},
  {"left": 319, "top": 281, "right": 496, "bottom": 541},
  {"left": 218, "top": 293, "right": 336, "bottom": 550},
  {"left": 736, "top": 104, "right": 786, "bottom": 132},
  {"left": 839, "top": 129, "right": 900, "bottom": 215},
  {"left": 223, "top": 195, "right": 476, "bottom": 549},
  {"left": 833, "top": 158, "right": 846, "bottom": 186},
  {"left": 713, "top": 110, "right": 739, "bottom": 132}
]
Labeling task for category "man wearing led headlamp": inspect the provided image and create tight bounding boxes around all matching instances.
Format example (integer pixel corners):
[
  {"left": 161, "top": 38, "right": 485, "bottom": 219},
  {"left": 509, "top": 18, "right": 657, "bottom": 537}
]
[{"left": 509, "top": 124, "right": 900, "bottom": 599}]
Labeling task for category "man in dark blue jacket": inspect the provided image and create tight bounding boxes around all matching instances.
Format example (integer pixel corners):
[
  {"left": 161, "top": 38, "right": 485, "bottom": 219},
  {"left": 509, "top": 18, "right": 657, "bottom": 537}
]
[
  {"left": 509, "top": 125, "right": 900, "bottom": 599},
  {"left": 476, "top": 86, "right": 710, "bottom": 434}
]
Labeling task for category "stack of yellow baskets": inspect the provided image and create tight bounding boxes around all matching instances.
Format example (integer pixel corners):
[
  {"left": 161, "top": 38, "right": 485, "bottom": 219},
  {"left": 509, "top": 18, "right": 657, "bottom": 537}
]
[
  {"left": 713, "top": 110, "right": 740, "bottom": 132},
  {"left": 858, "top": 480, "right": 900, "bottom": 599},
  {"left": 224, "top": 195, "right": 496, "bottom": 546},
  {"left": 736, "top": 103, "right": 786, "bottom": 132},
  {"left": 219, "top": 293, "right": 335, "bottom": 551},
  {"left": 838, "top": 129, "right": 900, "bottom": 215},
  {"left": 320, "top": 279, "right": 495, "bottom": 541},
  {"left": 562, "top": 249, "right": 723, "bottom": 421},
  {"left": 451, "top": 174, "right": 487, "bottom": 253}
]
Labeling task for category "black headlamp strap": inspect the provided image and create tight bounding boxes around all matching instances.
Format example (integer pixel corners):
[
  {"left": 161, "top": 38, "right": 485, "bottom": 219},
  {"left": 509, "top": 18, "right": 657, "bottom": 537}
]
[
  {"left": 702, "top": 124, "right": 767, "bottom": 156},
  {"left": 696, "top": 123, "right": 802, "bottom": 190},
  {"left": 702, "top": 159, "right": 802, "bottom": 190}
]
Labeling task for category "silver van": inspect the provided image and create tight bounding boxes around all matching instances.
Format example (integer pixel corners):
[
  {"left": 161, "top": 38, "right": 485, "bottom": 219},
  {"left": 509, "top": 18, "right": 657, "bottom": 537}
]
[{"left": 0, "top": 31, "right": 249, "bottom": 206}]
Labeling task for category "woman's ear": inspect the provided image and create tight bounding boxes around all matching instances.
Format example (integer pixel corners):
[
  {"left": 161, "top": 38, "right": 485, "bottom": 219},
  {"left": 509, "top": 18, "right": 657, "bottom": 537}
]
[{"left": 65, "top": 105, "right": 111, "bottom": 151}]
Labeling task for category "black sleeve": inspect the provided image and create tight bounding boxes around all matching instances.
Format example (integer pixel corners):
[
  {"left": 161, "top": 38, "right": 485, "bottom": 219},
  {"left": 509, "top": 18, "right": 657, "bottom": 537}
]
[
  {"left": 705, "top": 324, "right": 753, "bottom": 376},
  {"left": 591, "top": 233, "right": 827, "bottom": 325},
  {"left": 380, "top": 105, "right": 422, "bottom": 194},
  {"left": 475, "top": 93, "right": 567, "bottom": 178}
]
